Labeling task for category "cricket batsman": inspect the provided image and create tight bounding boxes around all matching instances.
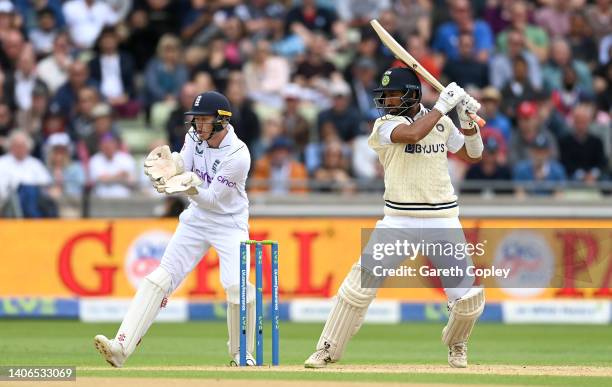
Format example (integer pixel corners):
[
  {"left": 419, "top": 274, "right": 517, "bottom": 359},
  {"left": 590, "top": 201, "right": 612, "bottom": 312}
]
[
  {"left": 94, "top": 91, "right": 257, "bottom": 366},
  {"left": 305, "top": 67, "right": 485, "bottom": 369}
]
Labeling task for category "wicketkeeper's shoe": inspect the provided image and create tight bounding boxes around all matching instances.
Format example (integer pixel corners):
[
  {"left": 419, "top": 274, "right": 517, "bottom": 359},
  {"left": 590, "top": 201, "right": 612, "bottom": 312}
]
[
  {"left": 447, "top": 341, "right": 468, "bottom": 368},
  {"left": 230, "top": 352, "right": 256, "bottom": 366},
  {"left": 304, "top": 348, "right": 333, "bottom": 368},
  {"left": 94, "top": 335, "right": 127, "bottom": 368}
]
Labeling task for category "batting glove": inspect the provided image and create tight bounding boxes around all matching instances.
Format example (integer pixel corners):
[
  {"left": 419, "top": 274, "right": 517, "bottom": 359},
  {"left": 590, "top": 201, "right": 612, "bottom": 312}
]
[
  {"left": 456, "top": 95, "right": 482, "bottom": 129},
  {"left": 433, "top": 82, "right": 467, "bottom": 115}
]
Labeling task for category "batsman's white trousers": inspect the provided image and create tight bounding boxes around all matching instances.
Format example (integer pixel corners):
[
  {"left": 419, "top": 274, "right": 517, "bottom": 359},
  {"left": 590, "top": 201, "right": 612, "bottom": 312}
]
[
  {"left": 159, "top": 205, "right": 249, "bottom": 292},
  {"left": 362, "top": 215, "right": 475, "bottom": 301}
]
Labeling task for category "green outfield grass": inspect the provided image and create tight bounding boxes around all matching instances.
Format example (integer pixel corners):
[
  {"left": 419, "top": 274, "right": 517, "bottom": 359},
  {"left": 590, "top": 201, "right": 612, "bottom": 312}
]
[{"left": 1, "top": 321, "right": 611, "bottom": 386}]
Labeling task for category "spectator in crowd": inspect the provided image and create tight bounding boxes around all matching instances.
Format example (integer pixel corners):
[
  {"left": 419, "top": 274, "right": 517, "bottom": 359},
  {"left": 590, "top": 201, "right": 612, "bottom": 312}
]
[
  {"left": 252, "top": 116, "right": 283, "bottom": 162},
  {"left": 0, "top": 102, "right": 12, "bottom": 153},
  {"left": 225, "top": 75, "right": 261, "bottom": 153},
  {"left": 393, "top": 0, "right": 433, "bottom": 41},
  {"left": 294, "top": 33, "right": 339, "bottom": 91},
  {"left": 179, "top": 0, "right": 216, "bottom": 45},
  {"left": 88, "top": 132, "right": 135, "bottom": 198},
  {"left": 496, "top": 1, "right": 549, "bottom": 62},
  {"left": 14, "top": 0, "right": 65, "bottom": 32},
  {"left": 28, "top": 7, "right": 58, "bottom": 57},
  {"left": 432, "top": 0, "right": 494, "bottom": 63},
  {"left": 585, "top": 0, "right": 611, "bottom": 44},
  {"left": 13, "top": 46, "right": 45, "bottom": 114},
  {"left": 509, "top": 101, "right": 559, "bottom": 165},
  {"left": 89, "top": 26, "right": 137, "bottom": 116},
  {"left": 123, "top": 6, "right": 158, "bottom": 72},
  {"left": 550, "top": 65, "right": 590, "bottom": 118},
  {"left": 284, "top": 0, "right": 338, "bottom": 38},
  {"left": 464, "top": 136, "right": 512, "bottom": 194},
  {"left": 567, "top": 12, "right": 599, "bottom": 69},
  {"left": 483, "top": 0, "right": 514, "bottom": 35},
  {"left": 349, "top": 57, "right": 378, "bottom": 121},
  {"left": 53, "top": 60, "right": 96, "bottom": 119},
  {"left": 351, "top": 111, "right": 382, "bottom": 186},
  {"left": 16, "top": 83, "right": 49, "bottom": 145},
  {"left": 251, "top": 136, "right": 308, "bottom": 194},
  {"left": 594, "top": 59, "right": 611, "bottom": 112},
  {"left": 542, "top": 38, "right": 592, "bottom": 94},
  {"left": 0, "top": 29, "right": 25, "bottom": 73},
  {"left": 191, "top": 37, "right": 240, "bottom": 93},
  {"left": 559, "top": 104, "right": 608, "bottom": 184},
  {"left": 0, "top": 130, "right": 56, "bottom": 217},
  {"left": 70, "top": 86, "right": 101, "bottom": 141},
  {"left": 220, "top": 17, "right": 249, "bottom": 68},
  {"left": 514, "top": 133, "right": 566, "bottom": 196},
  {"left": 84, "top": 103, "right": 117, "bottom": 156},
  {"left": 279, "top": 84, "right": 310, "bottom": 159},
  {"left": 337, "top": 0, "right": 390, "bottom": 28},
  {"left": 62, "top": 0, "right": 119, "bottom": 49},
  {"left": 313, "top": 140, "right": 355, "bottom": 194},
  {"left": 442, "top": 32, "right": 489, "bottom": 88},
  {"left": 534, "top": 0, "right": 572, "bottom": 39},
  {"left": 166, "top": 82, "right": 198, "bottom": 152},
  {"left": 44, "top": 132, "right": 85, "bottom": 200},
  {"left": 479, "top": 87, "right": 512, "bottom": 143},
  {"left": 143, "top": 34, "right": 188, "bottom": 118},
  {"left": 243, "top": 39, "right": 290, "bottom": 109},
  {"left": 317, "top": 80, "right": 361, "bottom": 143},
  {"left": 500, "top": 56, "right": 539, "bottom": 120},
  {"left": 36, "top": 31, "right": 73, "bottom": 94},
  {"left": 490, "top": 28, "right": 542, "bottom": 91}
]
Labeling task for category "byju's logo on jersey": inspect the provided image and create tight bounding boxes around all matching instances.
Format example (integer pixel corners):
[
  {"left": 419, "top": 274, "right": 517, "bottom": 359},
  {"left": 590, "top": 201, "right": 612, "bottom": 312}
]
[{"left": 405, "top": 143, "right": 446, "bottom": 154}]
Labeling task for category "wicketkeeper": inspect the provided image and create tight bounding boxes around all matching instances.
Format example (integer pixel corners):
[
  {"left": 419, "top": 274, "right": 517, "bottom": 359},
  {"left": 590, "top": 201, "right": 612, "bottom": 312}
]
[
  {"left": 305, "top": 67, "right": 485, "bottom": 369},
  {"left": 94, "top": 91, "right": 257, "bottom": 366}
]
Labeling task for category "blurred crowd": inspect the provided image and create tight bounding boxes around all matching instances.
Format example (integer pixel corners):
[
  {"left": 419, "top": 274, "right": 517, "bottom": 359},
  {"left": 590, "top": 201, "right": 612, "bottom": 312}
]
[{"left": 0, "top": 0, "right": 610, "bottom": 217}]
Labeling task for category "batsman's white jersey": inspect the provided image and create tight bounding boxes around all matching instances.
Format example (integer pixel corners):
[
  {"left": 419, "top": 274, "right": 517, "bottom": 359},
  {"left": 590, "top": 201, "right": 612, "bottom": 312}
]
[
  {"left": 367, "top": 105, "right": 473, "bottom": 301},
  {"left": 160, "top": 124, "right": 251, "bottom": 292},
  {"left": 368, "top": 104, "right": 465, "bottom": 218}
]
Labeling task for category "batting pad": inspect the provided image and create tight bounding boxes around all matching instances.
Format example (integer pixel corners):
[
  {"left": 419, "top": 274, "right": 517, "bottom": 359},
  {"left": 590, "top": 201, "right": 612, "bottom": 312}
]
[
  {"left": 226, "top": 284, "right": 255, "bottom": 356},
  {"left": 442, "top": 287, "right": 485, "bottom": 346},
  {"left": 317, "top": 264, "right": 378, "bottom": 361},
  {"left": 115, "top": 267, "right": 172, "bottom": 356}
]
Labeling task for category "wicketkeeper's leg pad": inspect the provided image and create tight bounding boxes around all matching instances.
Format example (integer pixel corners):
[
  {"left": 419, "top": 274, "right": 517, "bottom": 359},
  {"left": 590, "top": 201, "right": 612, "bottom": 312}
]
[
  {"left": 316, "top": 263, "right": 379, "bottom": 361},
  {"left": 442, "top": 287, "right": 485, "bottom": 346},
  {"left": 226, "top": 284, "right": 256, "bottom": 357},
  {"left": 115, "top": 266, "right": 172, "bottom": 357}
]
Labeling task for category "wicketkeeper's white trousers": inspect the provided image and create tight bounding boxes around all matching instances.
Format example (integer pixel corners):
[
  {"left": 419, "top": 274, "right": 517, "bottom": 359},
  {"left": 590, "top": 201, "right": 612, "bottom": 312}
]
[{"left": 159, "top": 205, "right": 249, "bottom": 292}]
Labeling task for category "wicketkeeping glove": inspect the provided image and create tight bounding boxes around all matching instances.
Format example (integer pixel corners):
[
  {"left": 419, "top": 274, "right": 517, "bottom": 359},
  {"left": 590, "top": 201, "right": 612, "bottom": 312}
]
[
  {"left": 433, "top": 82, "right": 467, "bottom": 115},
  {"left": 162, "top": 172, "right": 203, "bottom": 195},
  {"left": 144, "top": 145, "right": 185, "bottom": 185}
]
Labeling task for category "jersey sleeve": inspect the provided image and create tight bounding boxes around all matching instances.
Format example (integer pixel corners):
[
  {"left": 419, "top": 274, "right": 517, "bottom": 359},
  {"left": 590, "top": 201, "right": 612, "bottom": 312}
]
[
  {"left": 445, "top": 117, "right": 465, "bottom": 154},
  {"left": 377, "top": 120, "right": 403, "bottom": 145},
  {"left": 180, "top": 133, "right": 195, "bottom": 172},
  {"left": 190, "top": 146, "right": 250, "bottom": 209}
]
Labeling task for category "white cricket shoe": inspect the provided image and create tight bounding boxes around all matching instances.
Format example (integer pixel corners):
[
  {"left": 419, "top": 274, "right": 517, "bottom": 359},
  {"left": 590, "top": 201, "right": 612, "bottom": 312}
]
[
  {"left": 230, "top": 352, "right": 256, "bottom": 366},
  {"left": 448, "top": 341, "right": 468, "bottom": 368},
  {"left": 304, "top": 347, "right": 333, "bottom": 368},
  {"left": 94, "top": 335, "right": 127, "bottom": 368}
]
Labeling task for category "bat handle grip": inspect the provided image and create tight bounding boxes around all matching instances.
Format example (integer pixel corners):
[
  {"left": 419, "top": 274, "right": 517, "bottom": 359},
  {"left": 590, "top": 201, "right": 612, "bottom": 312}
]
[{"left": 469, "top": 113, "right": 486, "bottom": 128}]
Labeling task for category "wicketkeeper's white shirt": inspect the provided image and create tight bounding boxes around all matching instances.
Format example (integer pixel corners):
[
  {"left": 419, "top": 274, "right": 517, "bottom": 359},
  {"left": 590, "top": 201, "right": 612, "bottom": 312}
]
[{"left": 180, "top": 124, "right": 251, "bottom": 219}]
